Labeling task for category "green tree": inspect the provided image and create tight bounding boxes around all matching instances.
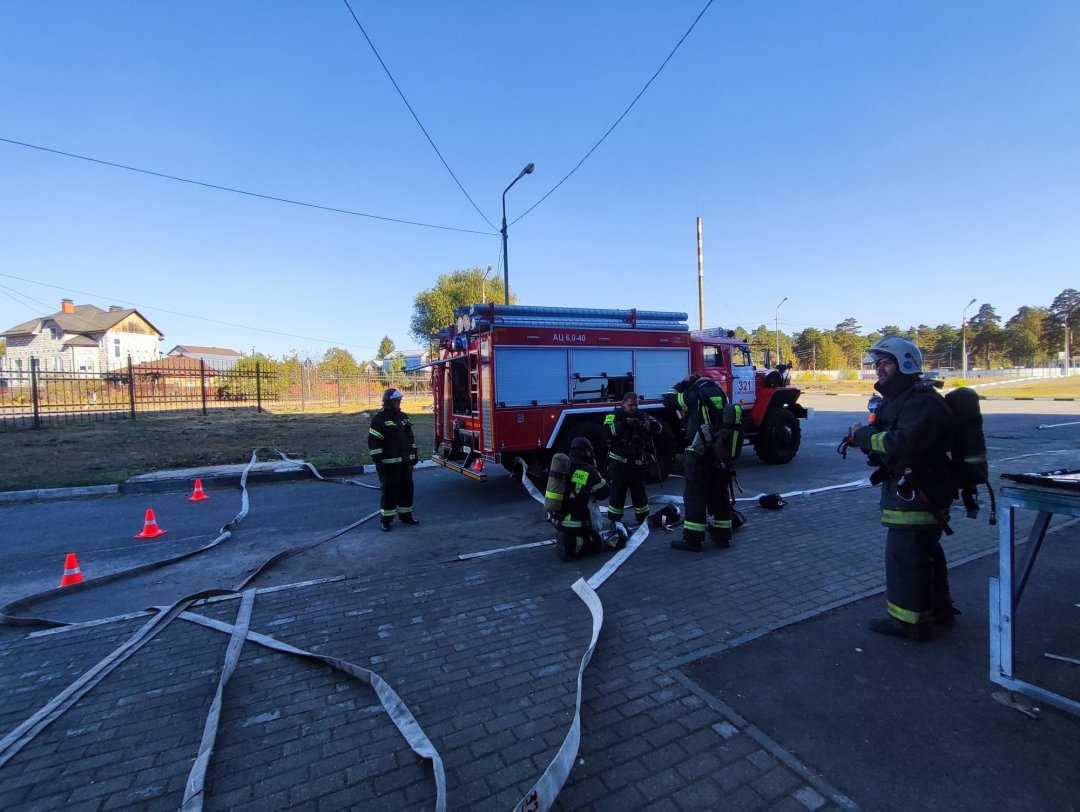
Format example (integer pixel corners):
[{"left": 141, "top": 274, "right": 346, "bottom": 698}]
[
  {"left": 830, "top": 328, "right": 868, "bottom": 369},
  {"left": 969, "top": 304, "right": 1003, "bottom": 369},
  {"left": 409, "top": 267, "right": 515, "bottom": 345},
  {"left": 377, "top": 336, "right": 396, "bottom": 359},
  {"left": 1005, "top": 306, "right": 1048, "bottom": 366},
  {"left": 388, "top": 353, "right": 406, "bottom": 387},
  {"left": 320, "top": 347, "right": 359, "bottom": 377},
  {"left": 234, "top": 352, "right": 287, "bottom": 398},
  {"left": 792, "top": 327, "right": 824, "bottom": 371},
  {"left": 815, "top": 334, "right": 846, "bottom": 369},
  {"left": 930, "top": 325, "right": 960, "bottom": 369},
  {"left": 1043, "top": 288, "right": 1079, "bottom": 361}
]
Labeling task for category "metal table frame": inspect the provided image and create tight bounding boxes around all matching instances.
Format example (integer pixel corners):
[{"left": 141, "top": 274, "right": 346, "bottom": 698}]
[{"left": 989, "top": 482, "right": 1080, "bottom": 716}]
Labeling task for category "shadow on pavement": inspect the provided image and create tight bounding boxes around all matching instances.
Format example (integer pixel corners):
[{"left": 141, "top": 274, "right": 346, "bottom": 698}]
[{"left": 685, "top": 530, "right": 1080, "bottom": 812}]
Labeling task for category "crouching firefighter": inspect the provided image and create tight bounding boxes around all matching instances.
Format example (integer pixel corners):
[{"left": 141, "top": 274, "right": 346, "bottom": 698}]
[
  {"left": 548, "top": 437, "right": 619, "bottom": 562},
  {"left": 848, "top": 337, "right": 957, "bottom": 641},
  {"left": 605, "top": 391, "right": 664, "bottom": 529},
  {"left": 664, "top": 374, "right": 741, "bottom": 552},
  {"left": 368, "top": 388, "right": 420, "bottom": 531}
]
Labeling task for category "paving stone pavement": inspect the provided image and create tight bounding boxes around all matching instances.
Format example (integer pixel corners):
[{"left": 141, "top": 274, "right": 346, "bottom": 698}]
[{"left": 0, "top": 483, "right": 1040, "bottom": 810}]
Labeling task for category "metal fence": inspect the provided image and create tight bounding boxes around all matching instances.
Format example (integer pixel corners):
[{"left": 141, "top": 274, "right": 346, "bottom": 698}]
[{"left": 0, "top": 357, "right": 431, "bottom": 429}]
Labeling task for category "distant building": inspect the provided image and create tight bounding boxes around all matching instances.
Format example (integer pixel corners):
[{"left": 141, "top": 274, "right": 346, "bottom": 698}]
[
  {"left": 167, "top": 345, "right": 243, "bottom": 370},
  {"left": 1, "top": 298, "right": 163, "bottom": 373},
  {"left": 379, "top": 350, "right": 432, "bottom": 375}
]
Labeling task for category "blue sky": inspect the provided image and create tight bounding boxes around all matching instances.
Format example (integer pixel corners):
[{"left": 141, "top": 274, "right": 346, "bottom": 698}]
[{"left": 1, "top": 2, "right": 1077, "bottom": 359}]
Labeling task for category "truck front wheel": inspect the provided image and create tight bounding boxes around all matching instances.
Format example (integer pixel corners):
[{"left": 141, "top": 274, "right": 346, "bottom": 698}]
[{"left": 754, "top": 407, "right": 801, "bottom": 465}]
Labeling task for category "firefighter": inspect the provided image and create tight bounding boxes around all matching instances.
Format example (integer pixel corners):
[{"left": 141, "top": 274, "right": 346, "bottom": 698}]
[
  {"left": 368, "top": 388, "right": 420, "bottom": 531},
  {"left": 663, "top": 373, "right": 737, "bottom": 552},
  {"left": 848, "top": 337, "right": 956, "bottom": 641},
  {"left": 555, "top": 437, "right": 612, "bottom": 561},
  {"left": 605, "top": 392, "right": 663, "bottom": 529}
]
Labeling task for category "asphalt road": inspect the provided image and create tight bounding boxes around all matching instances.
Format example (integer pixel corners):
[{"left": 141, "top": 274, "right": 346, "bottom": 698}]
[
  {"left": 0, "top": 393, "right": 1077, "bottom": 810},
  {"left": 2, "top": 394, "right": 1076, "bottom": 635}
]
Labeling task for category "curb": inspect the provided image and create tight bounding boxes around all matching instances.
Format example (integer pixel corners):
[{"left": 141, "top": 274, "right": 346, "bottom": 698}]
[{"left": 0, "top": 461, "right": 441, "bottom": 503}]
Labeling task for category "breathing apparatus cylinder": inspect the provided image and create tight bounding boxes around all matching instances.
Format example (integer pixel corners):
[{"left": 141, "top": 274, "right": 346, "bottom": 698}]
[{"left": 544, "top": 453, "right": 571, "bottom": 513}]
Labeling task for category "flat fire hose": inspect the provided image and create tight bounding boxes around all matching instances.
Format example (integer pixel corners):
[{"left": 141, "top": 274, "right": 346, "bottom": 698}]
[
  {"left": 0, "top": 588, "right": 232, "bottom": 769},
  {"left": 513, "top": 459, "right": 869, "bottom": 810},
  {"left": 0, "top": 447, "right": 377, "bottom": 628},
  {"left": 0, "top": 450, "right": 447, "bottom": 811},
  {"left": 181, "top": 589, "right": 256, "bottom": 812},
  {"left": 512, "top": 457, "right": 653, "bottom": 811},
  {"left": 178, "top": 606, "right": 447, "bottom": 812}
]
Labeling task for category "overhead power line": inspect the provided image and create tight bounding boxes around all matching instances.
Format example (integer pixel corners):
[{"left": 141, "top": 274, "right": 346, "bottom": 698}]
[
  {"left": 340, "top": 0, "right": 497, "bottom": 231},
  {"left": 511, "top": 0, "right": 716, "bottom": 226},
  {"left": 0, "top": 271, "right": 381, "bottom": 353},
  {"left": 0, "top": 137, "right": 498, "bottom": 237}
]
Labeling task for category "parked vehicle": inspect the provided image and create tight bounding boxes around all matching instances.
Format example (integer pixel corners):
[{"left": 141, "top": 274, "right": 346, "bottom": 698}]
[{"left": 429, "top": 304, "right": 807, "bottom": 481}]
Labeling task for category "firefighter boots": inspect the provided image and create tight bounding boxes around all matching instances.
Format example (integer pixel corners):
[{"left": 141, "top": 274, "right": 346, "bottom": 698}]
[
  {"left": 933, "top": 604, "right": 960, "bottom": 627},
  {"left": 670, "top": 537, "right": 702, "bottom": 552},
  {"left": 708, "top": 527, "right": 732, "bottom": 549},
  {"left": 399, "top": 515, "right": 420, "bottom": 525},
  {"left": 868, "top": 617, "right": 933, "bottom": 642}
]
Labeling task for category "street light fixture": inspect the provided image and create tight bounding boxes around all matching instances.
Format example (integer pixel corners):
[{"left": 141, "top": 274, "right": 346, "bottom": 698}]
[
  {"left": 501, "top": 162, "right": 535, "bottom": 306},
  {"left": 961, "top": 297, "right": 977, "bottom": 379},
  {"left": 481, "top": 264, "right": 494, "bottom": 304},
  {"left": 774, "top": 296, "right": 788, "bottom": 364}
]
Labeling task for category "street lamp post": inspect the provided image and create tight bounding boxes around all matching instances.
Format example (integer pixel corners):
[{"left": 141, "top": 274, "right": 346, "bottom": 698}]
[
  {"left": 774, "top": 296, "right": 788, "bottom": 365},
  {"left": 1066, "top": 291, "right": 1074, "bottom": 376},
  {"left": 961, "top": 297, "right": 977, "bottom": 379},
  {"left": 481, "top": 264, "right": 494, "bottom": 304},
  {"left": 501, "top": 162, "right": 535, "bottom": 306}
]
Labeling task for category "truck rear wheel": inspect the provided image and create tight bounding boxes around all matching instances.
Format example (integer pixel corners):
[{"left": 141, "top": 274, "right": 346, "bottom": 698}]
[{"left": 754, "top": 407, "right": 801, "bottom": 465}]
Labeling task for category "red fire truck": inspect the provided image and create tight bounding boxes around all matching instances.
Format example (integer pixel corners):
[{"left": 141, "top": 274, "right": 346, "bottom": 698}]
[{"left": 429, "top": 304, "right": 806, "bottom": 481}]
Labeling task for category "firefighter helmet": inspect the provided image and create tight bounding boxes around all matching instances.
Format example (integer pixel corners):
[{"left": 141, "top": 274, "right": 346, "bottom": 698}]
[
  {"left": 569, "top": 435, "right": 595, "bottom": 464},
  {"left": 570, "top": 436, "right": 593, "bottom": 454},
  {"left": 758, "top": 493, "right": 788, "bottom": 510},
  {"left": 866, "top": 337, "right": 923, "bottom": 375},
  {"left": 382, "top": 388, "right": 403, "bottom": 406}
]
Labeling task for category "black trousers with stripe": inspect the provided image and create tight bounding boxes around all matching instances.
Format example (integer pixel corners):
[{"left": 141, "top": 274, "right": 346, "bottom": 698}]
[{"left": 379, "top": 462, "right": 414, "bottom": 521}]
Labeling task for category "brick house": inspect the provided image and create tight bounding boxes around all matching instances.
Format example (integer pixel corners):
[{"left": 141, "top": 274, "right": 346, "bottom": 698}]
[{"left": 1, "top": 299, "right": 163, "bottom": 374}]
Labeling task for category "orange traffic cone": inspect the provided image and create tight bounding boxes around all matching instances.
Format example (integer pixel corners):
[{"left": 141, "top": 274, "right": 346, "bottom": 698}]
[
  {"left": 59, "top": 553, "right": 84, "bottom": 587},
  {"left": 135, "top": 508, "right": 167, "bottom": 539},
  {"left": 188, "top": 479, "right": 209, "bottom": 502},
  {"left": 471, "top": 456, "right": 483, "bottom": 471}
]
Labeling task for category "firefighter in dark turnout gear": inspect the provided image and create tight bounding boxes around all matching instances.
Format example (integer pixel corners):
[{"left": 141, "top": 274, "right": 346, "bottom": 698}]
[
  {"left": 663, "top": 374, "right": 737, "bottom": 552},
  {"left": 555, "top": 437, "right": 612, "bottom": 561},
  {"left": 849, "top": 337, "right": 956, "bottom": 641},
  {"left": 368, "top": 388, "right": 420, "bottom": 531},
  {"left": 605, "top": 392, "right": 663, "bottom": 528}
]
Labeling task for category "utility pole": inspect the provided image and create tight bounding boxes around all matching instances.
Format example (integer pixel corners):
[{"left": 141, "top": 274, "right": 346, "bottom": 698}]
[{"left": 696, "top": 217, "right": 704, "bottom": 330}]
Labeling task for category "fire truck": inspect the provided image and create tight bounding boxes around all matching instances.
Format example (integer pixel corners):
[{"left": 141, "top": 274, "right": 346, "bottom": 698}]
[{"left": 429, "top": 304, "right": 807, "bottom": 482}]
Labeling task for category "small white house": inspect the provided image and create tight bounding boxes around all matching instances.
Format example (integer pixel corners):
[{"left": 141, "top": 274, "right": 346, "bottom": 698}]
[{"left": 1, "top": 299, "right": 163, "bottom": 373}]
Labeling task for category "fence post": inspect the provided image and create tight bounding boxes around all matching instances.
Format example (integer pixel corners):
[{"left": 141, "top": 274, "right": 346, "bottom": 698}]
[
  {"left": 256, "top": 361, "right": 263, "bottom": 413},
  {"left": 127, "top": 355, "right": 136, "bottom": 420},
  {"left": 337, "top": 371, "right": 343, "bottom": 408},
  {"left": 30, "top": 357, "right": 41, "bottom": 429},
  {"left": 200, "top": 360, "right": 208, "bottom": 416},
  {"left": 300, "top": 363, "right": 307, "bottom": 412}
]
